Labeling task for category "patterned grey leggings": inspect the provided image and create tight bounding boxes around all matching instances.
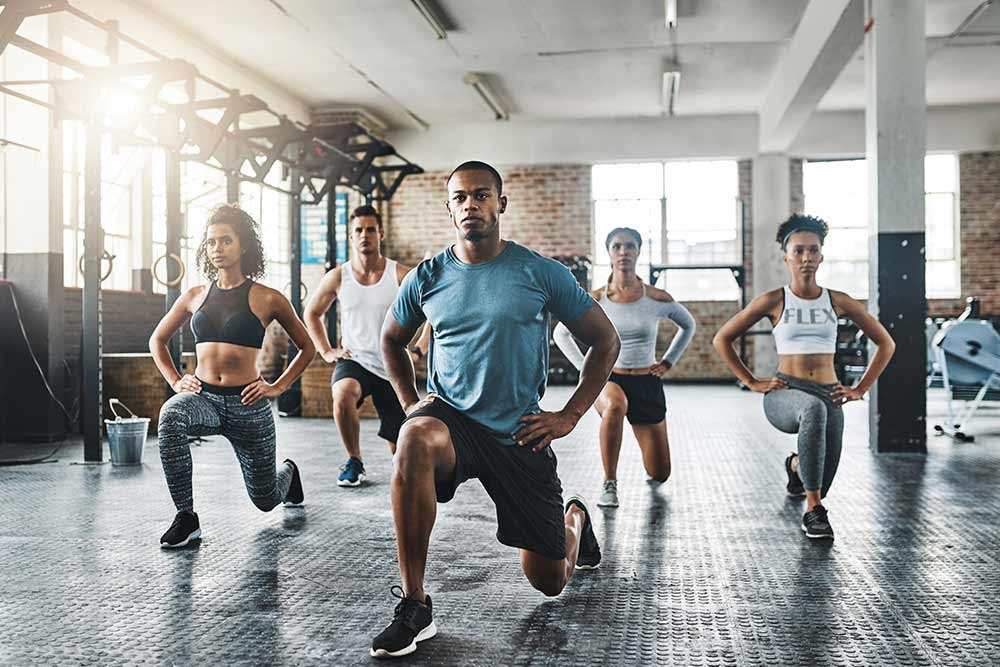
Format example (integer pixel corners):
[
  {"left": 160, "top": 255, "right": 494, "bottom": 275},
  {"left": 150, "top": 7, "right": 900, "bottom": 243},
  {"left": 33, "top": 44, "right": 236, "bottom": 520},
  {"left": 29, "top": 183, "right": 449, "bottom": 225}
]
[
  {"left": 763, "top": 372, "right": 844, "bottom": 497},
  {"left": 158, "top": 386, "right": 293, "bottom": 512}
]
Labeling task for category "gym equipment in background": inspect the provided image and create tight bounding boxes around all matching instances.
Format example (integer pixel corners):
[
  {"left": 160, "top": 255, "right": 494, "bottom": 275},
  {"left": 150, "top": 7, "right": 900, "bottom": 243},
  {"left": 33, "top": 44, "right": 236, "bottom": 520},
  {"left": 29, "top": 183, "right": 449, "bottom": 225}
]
[{"left": 931, "top": 301, "right": 1000, "bottom": 442}]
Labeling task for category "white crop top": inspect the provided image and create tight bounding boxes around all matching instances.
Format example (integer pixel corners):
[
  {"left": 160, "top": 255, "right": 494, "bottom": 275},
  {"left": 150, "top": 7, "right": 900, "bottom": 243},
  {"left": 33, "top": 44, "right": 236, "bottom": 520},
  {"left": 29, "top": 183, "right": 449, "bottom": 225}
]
[{"left": 772, "top": 286, "right": 838, "bottom": 355}]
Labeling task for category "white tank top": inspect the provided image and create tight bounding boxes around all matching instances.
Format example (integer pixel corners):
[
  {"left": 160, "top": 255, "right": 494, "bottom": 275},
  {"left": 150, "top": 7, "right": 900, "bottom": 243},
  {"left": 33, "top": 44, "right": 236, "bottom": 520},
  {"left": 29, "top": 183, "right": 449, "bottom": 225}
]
[
  {"left": 338, "top": 259, "right": 399, "bottom": 379},
  {"left": 772, "top": 286, "right": 838, "bottom": 355}
]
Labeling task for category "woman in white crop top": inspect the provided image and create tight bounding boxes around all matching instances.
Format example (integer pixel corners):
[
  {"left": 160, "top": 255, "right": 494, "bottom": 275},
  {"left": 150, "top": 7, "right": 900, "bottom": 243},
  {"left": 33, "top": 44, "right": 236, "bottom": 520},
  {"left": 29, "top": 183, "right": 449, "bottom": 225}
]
[{"left": 713, "top": 214, "right": 895, "bottom": 540}]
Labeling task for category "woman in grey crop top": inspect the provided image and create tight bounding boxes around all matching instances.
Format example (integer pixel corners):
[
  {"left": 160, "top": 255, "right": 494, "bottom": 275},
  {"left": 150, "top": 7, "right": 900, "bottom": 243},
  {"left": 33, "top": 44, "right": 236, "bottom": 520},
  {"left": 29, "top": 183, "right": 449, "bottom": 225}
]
[
  {"left": 713, "top": 214, "right": 895, "bottom": 540},
  {"left": 554, "top": 227, "right": 696, "bottom": 509}
]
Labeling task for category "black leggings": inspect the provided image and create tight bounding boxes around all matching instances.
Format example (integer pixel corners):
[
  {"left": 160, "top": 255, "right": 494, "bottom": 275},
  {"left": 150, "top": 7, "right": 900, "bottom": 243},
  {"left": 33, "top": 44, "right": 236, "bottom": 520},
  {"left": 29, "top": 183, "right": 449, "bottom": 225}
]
[{"left": 157, "top": 385, "right": 293, "bottom": 512}]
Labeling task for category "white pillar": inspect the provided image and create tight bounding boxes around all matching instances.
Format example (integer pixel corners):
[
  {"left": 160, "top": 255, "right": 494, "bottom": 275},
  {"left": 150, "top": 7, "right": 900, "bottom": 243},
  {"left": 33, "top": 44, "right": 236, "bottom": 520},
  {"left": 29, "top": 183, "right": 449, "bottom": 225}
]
[
  {"left": 865, "top": 0, "right": 927, "bottom": 452},
  {"left": 751, "top": 153, "right": 792, "bottom": 376}
]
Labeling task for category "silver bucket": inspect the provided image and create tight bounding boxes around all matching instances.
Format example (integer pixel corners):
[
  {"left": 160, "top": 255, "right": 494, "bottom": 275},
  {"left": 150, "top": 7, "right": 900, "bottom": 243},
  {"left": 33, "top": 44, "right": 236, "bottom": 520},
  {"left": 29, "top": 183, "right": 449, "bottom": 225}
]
[{"left": 105, "top": 398, "right": 150, "bottom": 466}]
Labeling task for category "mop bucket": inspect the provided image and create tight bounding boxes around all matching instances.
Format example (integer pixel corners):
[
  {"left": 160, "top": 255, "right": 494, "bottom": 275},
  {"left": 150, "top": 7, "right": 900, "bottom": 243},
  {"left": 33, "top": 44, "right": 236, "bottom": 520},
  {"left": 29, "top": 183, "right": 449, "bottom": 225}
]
[{"left": 105, "top": 399, "right": 150, "bottom": 466}]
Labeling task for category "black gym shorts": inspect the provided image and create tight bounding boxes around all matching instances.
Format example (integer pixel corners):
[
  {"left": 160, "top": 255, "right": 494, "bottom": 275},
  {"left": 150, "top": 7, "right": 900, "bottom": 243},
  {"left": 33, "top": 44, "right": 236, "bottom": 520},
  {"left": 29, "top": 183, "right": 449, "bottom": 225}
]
[
  {"left": 332, "top": 359, "right": 406, "bottom": 442},
  {"left": 608, "top": 372, "right": 667, "bottom": 425},
  {"left": 404, "top": 398, "right": 567, "bottom": 562}
]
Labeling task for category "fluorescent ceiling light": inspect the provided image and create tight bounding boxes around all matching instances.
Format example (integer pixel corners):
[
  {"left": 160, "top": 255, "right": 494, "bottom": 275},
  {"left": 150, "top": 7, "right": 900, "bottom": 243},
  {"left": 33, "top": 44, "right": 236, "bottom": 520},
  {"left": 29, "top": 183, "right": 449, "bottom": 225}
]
[
  {"left": 463, "top": 72, "right": 509, "bottom": 121},
  {"left": 410, "top": 0, "right": 449, "bottom": 39},
  {"left": 662, "top": 69, "right": 681, "bottom": 116},
  {"left": 665, "top": 0, "right": 677, "bottom": 29}
]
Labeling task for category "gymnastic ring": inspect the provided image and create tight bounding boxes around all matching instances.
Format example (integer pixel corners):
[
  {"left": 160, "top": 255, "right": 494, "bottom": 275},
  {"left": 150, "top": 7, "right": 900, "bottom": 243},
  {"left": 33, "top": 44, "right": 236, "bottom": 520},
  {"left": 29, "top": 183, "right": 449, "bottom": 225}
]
[
  {"left": 78, "top": 250, "right": 115, "bottom": 283},
  {"left": 152, "top": 253, "right": 187, "bottom": 288},
  {"left": 283, "top": 281, "right": 309, "bottom": 302}
]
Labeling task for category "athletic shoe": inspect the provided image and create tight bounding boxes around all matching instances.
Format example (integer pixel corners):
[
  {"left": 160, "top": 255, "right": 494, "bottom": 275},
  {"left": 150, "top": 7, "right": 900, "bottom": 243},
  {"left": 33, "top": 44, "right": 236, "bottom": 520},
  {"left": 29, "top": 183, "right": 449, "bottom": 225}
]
[
  {"left": 370, "top": 585, "right": 437, "bottom": 659},
  {"left": 160, "top": 510, "right": 201, "bottom": 548},
  {"left": 801, "top": 505, "right": 834, "bottom": 540},
  {"left": 338, "top": 457, "right": 366, "bottom": 487},
  {"left": 284, "top": 459, "right": 304, "bottom": 506},
  {"left": 597, "top": 479, "right": 619, "bottom": 508},
  {"left": 785, "top": 452, "right": 805, "bottom": 497},
  {"left": 566, "top": 495, "right": 601, "bottom": 570}
]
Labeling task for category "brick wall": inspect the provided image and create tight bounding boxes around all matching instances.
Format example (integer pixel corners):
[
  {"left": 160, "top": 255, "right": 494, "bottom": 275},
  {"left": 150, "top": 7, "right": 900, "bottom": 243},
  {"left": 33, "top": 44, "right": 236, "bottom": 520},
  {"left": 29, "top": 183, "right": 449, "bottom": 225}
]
[
  {"left": 383, "top": 165, "right": 592, "bottom": 266},
  {"left": 63, "top": 288, "right": 193, "bottom": 358},
  {"left": 660, "top": 301, "right": 742, "bottom": 381},
  {"left": 929, "top": 151, "right": 1000, "bottom": 317}
]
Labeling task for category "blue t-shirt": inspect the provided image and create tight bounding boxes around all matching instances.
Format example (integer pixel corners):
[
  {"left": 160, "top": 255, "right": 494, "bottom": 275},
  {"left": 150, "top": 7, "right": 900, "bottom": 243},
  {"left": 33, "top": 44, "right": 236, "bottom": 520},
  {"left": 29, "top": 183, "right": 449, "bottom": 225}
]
[{"left": 391, "top": 241, "right": 594, "bottom": 441}]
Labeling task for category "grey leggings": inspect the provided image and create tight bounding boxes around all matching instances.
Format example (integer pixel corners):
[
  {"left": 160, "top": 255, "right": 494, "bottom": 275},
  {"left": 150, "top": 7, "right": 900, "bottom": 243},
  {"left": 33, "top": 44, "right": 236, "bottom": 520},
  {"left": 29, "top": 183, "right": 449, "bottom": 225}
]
[
  {"left": 763, "top": 373, "right": 844, "bottom": 497},
  {"left": 158, "top": 384, "right": 293, "bottom": 513}
]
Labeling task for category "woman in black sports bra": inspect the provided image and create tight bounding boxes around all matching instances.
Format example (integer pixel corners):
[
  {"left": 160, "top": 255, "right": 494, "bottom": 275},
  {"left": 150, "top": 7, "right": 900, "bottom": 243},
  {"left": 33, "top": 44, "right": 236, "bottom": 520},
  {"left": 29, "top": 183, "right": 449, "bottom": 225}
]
[{"left": 149, "top": 204, "right": 316, "bottom": 548}]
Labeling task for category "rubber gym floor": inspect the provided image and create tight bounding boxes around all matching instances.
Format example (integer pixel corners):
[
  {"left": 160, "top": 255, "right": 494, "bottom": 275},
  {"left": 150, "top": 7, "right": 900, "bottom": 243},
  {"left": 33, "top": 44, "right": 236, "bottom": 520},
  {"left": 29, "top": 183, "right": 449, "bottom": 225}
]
[{"left": 1, "top": 384, "right": 997, "bottom": 666}]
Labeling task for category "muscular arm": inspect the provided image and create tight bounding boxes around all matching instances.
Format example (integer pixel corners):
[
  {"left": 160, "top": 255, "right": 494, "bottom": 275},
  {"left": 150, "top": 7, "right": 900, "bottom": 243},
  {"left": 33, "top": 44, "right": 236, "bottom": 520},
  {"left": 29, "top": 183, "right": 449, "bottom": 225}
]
[
  {"left": 552, "top": 288, "right": 603, "bottom": 371},
  {"left": 561, "top": 303, "right": 621, "bottom": 419},
  {"left": 514, "top": 303, "right": 620, "bottom": 451},
  {"left": 268, "top": 291, "right": 317, "bottom": 391},
  {"left": 381, "top": 314, "right": 423, "bottom": 411},
  {"left": 552, "top": 321, "right": 586, "bottom": 370},
  {"left": 396, "top": 263, "right": 432, "bottom": 357},
  {"left": 647, "top": 286, "right": 696, "bottom": 366},
  {"left": 302, "top": 266, "right": 341, "bottom": 358},
  {"left": 712, "top": 290, "right": 784, "bottom": 389},
  {"left": 148, "top": 286, "right": 200, "bottom": 389}
]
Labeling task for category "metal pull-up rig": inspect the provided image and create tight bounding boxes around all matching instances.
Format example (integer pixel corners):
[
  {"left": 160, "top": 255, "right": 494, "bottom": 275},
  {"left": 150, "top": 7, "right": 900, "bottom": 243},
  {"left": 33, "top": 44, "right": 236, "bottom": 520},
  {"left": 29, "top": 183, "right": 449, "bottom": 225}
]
[{"left": 0, "top": 0, "right": 423, "bottom": 461}]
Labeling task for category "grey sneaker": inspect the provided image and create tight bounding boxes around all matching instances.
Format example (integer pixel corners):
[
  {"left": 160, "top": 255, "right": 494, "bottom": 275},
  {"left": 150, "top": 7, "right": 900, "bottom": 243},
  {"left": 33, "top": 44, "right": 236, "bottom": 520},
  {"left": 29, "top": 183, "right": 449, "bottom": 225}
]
[{"left": 597, "top": 479, "right": 619, "bottom": 508}]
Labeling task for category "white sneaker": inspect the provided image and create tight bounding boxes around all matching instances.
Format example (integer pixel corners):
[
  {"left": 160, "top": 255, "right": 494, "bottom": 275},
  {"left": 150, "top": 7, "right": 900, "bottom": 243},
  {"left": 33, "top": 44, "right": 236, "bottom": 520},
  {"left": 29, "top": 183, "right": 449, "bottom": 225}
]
[{"left": 597, "top": 479, "right": 619, "bottom": 508}]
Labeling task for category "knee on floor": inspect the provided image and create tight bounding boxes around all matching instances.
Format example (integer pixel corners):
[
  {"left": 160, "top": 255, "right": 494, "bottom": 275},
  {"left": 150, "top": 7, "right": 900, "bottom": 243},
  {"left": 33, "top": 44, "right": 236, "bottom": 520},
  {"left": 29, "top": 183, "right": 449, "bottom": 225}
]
[
  {"left": 648, "top": 466, "right": 671, "bottom": 483},
  {"left": 528, "top": 571, "right": 567, "bottom": 597},
  {"left": 249, "top": 495, "right": 279, "bottom": 512}
]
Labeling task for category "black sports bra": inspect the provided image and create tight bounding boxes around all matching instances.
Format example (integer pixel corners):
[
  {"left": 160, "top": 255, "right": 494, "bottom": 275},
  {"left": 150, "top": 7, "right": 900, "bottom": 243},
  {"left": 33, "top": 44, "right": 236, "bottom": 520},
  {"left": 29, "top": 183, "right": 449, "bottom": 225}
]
[{"left": 190, "top": 280, "right": 266, "bottom": 349}]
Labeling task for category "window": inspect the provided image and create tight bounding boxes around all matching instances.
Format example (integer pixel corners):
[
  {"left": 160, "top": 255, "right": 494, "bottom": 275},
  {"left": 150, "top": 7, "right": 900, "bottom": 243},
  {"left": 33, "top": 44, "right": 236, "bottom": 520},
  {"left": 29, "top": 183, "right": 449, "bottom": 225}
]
[
  {"left": 152, "top": 158, "right": 228, "bottom": 294},
  {"left": 803, "top": 155, "right": 960, "bottom": 299},
  {"left": 924, "top": 155, "right": 960, "bottom": 299},
  {"left": 592, "top": 160, "right": 741, "bottom": 300},
  {"left": 63, "top": 120, "right": 144, "bottom": 291}
]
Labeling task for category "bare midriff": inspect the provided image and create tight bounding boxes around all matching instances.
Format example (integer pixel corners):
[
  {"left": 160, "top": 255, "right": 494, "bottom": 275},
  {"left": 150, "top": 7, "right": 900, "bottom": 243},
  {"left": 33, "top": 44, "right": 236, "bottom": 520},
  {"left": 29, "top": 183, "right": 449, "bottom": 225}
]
[
  {"left": 612, "top": 365, "right": 657, "bottom": 375},
  {"left": 777, "top": 353, "right": 838, "bottom": 384},
  {"left": 194, "top": 342, "right": 261, "bottom": 386}
]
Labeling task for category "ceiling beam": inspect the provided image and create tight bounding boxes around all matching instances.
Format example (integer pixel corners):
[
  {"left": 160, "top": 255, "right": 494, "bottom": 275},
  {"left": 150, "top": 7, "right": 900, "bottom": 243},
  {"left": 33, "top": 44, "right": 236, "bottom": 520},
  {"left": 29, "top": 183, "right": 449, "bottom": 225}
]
[{"left": 758, "top": 0, "right": 864, "bottom": 153}]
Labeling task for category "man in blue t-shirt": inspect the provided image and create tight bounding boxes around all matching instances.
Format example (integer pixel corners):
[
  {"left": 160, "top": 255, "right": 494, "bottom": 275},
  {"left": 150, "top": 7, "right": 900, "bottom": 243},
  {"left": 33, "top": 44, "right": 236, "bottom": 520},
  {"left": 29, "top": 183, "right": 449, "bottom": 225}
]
[{"left": 371, "top": 161, "right": 621, "bottom": 659}]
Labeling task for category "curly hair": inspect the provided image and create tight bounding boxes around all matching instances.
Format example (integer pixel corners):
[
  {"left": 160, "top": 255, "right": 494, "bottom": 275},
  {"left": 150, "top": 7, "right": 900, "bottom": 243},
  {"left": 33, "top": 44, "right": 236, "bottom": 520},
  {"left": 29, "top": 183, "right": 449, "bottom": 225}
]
[
  {"left": 196, "top": 204, "right": 266, "bottom": 281},
  {"left": 776, "top": 214, "right": 829, "bottom": 249}
]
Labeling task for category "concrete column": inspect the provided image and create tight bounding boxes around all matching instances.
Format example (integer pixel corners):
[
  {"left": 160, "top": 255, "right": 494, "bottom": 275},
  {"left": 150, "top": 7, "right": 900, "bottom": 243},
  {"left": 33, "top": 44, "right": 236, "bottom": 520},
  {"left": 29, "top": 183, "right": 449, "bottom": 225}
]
[
  {"left": 751, "top": 153, "right": 792, "bottom": 377},
  {"left": 865, "top": 0, "right": 927, "bottom": 453}
]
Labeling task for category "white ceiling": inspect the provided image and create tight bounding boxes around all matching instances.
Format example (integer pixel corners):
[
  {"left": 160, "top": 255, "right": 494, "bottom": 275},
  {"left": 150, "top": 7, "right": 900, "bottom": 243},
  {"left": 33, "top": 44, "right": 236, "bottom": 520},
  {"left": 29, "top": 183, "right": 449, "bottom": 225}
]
[{"left": 129, "top": 0, "right": 1000, "bottom": 129}]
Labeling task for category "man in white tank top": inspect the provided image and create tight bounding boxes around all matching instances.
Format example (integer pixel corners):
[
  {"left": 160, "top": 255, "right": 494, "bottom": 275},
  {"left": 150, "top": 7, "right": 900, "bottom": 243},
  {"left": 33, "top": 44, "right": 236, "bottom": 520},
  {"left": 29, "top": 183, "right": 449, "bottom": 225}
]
[{"left": 303, "top": 205, "right": 425, "bottom": 487}]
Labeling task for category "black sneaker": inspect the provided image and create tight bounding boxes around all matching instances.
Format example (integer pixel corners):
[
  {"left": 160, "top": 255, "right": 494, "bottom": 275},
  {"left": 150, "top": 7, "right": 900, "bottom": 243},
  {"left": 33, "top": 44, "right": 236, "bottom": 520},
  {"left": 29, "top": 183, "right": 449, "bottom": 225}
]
[
  {"left": 283, "top": 459, "right": 304, "bottom": 506},
  {"left": 801, "top": 505, "right": 834, "bottom": 540},
  {"left": 566, "top": 495, "right": 601, "bottom": 570},
  {"left": 160, "top": 510, "right": 201, "bottom": 548},
  {"left": 370, "top": 586, "right": 437, "bottom": 659},
  {"left": 785, "top": 452, "right": 805, "bottom": 497}
]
